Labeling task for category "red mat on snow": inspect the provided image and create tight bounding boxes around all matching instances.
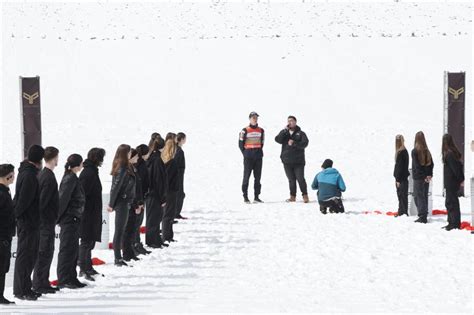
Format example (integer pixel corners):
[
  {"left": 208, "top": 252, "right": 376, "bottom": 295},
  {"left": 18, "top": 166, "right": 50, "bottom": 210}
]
[
  {"left": 432, "top": 209, "right": 448, "bottom": 215},
  {"left": 92, "top": 257, "right": 106, "bottom": 265}
]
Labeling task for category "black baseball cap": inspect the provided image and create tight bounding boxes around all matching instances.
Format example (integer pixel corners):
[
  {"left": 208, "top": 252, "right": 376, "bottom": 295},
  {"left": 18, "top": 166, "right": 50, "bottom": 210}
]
[{"left": 249, "top": 111, "right": 259, "bottom": 118}]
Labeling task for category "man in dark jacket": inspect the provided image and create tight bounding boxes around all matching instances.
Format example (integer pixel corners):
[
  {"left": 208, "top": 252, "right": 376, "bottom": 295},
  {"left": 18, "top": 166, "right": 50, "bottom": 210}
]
[
  {"left": 175, "top": 133, "right": 187, "bottom": 219},
  {"left": 32, "top": 147, "right": 60, "bottom": 294},
  {"left": 239, "top": 112, "right": 264, "bottom": 204},
  {"left": 78, "top": 148, "right": 105, "bottom": 280},
  {"left": 275, "top": 116, "right": 310, "bottom": 203},
  {"left": 0, "top": 164, "right": 16, "bottom": 305},
  {"left": 13, "top": 144, "right": 44, "bottom": 301}
]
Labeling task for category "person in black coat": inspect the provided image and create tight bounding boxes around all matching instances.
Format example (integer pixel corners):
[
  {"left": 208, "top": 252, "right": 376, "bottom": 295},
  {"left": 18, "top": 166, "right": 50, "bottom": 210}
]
[
  {"left": 32, "top": 147, "right": 60, "bottom": 294},
  {"left": 57, "top": 154, "right": 86, "bottom": 289},
  {"left": 393, "top": 135, "right": 410, "bottom": 217},
  {"left": 132, "top": 144, "right": 151, "bottom": 256},
  {"left": 78, "top": 148, "right": 105, "bottom": 280},
  {"left": 162, "top": 139, "right": 179, "bottom": 243},
  {"left": 146, "top": 136, "right": 168, "bottom": 248},
  {"left": 123, "top": 149, "right": 144, "bottom": 261},
  {"left": 175, "top": 133, "right": 187, "bottom": 219},
  {"left": 275, "top": 116, "right": 310, "bottom": 203},
  {"left": 239, "top": 112, "right": 265, "bottom": 203},
  {"left": 108, "top": 145, "right": 136, "bottom": 266},
  {"left": 0, "top": 164, "right": 16, "bottom": 305},
  {"left": 13, "top": 144, "right": 44, "bottom": 301},
  {"left": 411, "top": 131, "right": 434, "bottom": 224},
  {"left": 441, "top": 134, "right": 465, "bottom": 231}
]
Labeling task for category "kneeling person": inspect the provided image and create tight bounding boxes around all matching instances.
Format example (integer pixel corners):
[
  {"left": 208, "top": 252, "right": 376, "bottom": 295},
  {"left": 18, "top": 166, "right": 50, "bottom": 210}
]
[{"left": 311, "top": 159, "right": 346, "bottom": 214}]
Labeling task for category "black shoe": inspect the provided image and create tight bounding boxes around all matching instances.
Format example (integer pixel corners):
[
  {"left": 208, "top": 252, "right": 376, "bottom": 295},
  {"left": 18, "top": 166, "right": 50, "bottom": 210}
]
[
  {"left": 15, "top": 294, "right": 37, "bottom": 301},
  {"left": 138, "top": 243, "right": 151, "bottom": 255},
  {"left": 414, "top": 216, "right": 428, "bottom": 224},
  {"left": 114, "top": 259, "right": 128, "bottom": 267},
  {"left": 254, "top": 197, "right": 264, "bottom": 203},
  {"left": 88, "top": 268, "right": 99, "bottom": 276},
  {"left": 71, "top": 279, "right": 87, "bottom": 288},
  {"left": 161, "top": 242, "right": 169, "bottom": 247},
  {"left": 244, "top": 197, "right": 251, "bottom": 204},
  {"left": 173, "top": 220, "right": 178, "bottom": 224},
  {"left": 441, "top": 224, "right": 450, "bottom": 229},
  {"left": 79, "top": 271, "right": 95, "bottom": 281},
  {"left": 123, "top": 255, "right": 140, "bottom": 262},
  {"left": 147, "top": 243, "right": 162, "bottom": 249},
  {"left": 28, "top": 290, "right": 42, "bottom": 298},
  {"left": 320, "top": 209, "right": 327, "bottom": 215},
  {"left": 395, "top": 213, "right": 408, "bottom": 217},
  {"left": 0, "top": 296, "right": 15, "bottom": 304},
  {"left": 446, "top": 225, "right": 460, "bottom": 231},
  {"left": 176, "top": 214, "right": 187, "bottom": 219},
  {"left": 33, "top": 287, "right": 56, "bottom": 294}
]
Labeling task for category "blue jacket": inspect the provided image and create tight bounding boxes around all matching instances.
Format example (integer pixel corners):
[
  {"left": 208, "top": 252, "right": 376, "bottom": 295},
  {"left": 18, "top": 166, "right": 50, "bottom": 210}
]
[{"left": 311, "top": 168, "right": 346, "bottom": 202}]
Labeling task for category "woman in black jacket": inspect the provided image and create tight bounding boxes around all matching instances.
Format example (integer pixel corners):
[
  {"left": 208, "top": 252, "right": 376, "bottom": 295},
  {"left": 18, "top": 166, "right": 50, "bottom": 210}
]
[
  {"left": 57, "top": 154, "right": 86, "bottom": 289},
  {"left": 393, "top": 135, "right": 410, "bottom": 217},
  {"left": 146, "top": 135, "right": 168, "bottom": 248},
  {"left": 123, "top": 149, "right": 144, "bottom": 261},
  {"left": 411, "top": 131, "right": 434, "bottom": 224},
  {"left": 0, "top": 164, "right": 16, "bottom": 304},
  {"left": 107, "top": 144, "right": 136, "bottom": 266},
  {"left": 162, "top": 139, "right": 178, "bottom": 243},
  {"left": 441, "top": 134, "right": 464, "bottom": 231},
  {"left": 133, "top": 144, "right": 150, "bottom": 255},
  {"left": 78, "top": 148, "right": 105, "bottom": 280}
]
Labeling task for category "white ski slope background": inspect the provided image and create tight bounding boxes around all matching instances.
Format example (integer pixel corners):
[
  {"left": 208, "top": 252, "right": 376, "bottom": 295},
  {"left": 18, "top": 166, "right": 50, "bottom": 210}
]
[{"left": 1, "top": 1, "right": 473, "bottom": 313}]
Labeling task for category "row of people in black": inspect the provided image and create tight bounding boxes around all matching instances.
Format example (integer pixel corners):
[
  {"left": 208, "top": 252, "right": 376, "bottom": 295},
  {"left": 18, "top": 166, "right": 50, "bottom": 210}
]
[
  {"left": 0, "top": 132, "right": 186, "bottom": 304},
  {"left": 393, "top": 131, "right": 465, "bottom": 230}
]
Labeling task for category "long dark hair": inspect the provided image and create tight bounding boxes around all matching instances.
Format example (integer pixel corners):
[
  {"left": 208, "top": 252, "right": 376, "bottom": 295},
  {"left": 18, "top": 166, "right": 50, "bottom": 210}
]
[
  {"left": 64, "top": 154, "right": 83, "bottom": 175},
  {"left": 148, "top": 133, "right": 164, "bottom": 152},
  {"left": 414, "top": 131, "right": 432, "bottom": 166},
  {"left": 111, "top": 144, "right": 131, "bottom": 176},
  {"left": 442, "top": 134, "right": 462, "bottom": 163},
  {"left": 87, "top": 147, "right": 106, "bottom": 167}
]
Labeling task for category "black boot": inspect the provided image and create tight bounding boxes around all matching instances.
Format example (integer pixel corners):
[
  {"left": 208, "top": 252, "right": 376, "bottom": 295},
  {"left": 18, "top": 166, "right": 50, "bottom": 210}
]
[
  {"left": 445, "top": 225, "right": 460, "bottom": 231},
  {"left": 414, "top": 216, "right": 427, "bottom": 224},
  {"left": 0, "top": 296, "right": 15, "bottom": 304},
  {"left": 244, "top": 196, "right": 251, "bottom": 204},
  {"left": 114, "top": 259, "right": 128, "bottom": 267},
  {"left": 254, "top": 197, "right": 264, "bottom": 203}
]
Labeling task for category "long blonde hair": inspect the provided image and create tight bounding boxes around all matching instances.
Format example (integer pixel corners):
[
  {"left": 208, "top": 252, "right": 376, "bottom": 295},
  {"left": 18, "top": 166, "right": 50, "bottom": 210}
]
[
  {"left": 395, "top": 134, "right": 406, "bottom": 160},
  {"left": 161, "top": 139, "right": 177, "bottom": 164}
]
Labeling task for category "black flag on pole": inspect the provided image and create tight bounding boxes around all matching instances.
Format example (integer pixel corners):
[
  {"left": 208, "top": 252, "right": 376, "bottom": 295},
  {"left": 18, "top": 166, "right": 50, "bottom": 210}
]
[{"left": 20, "top": 76, "right": 42, "bottom": 159}]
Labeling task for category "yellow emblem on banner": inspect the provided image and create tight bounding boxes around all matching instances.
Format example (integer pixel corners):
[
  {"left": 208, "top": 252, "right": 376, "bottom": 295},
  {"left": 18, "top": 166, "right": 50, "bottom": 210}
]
[
  {"left": 448, "top": 87, "right": 464, "bottom": 100},
  {"left": 23, "top": 92, "right": 39, "bottom": 105}
]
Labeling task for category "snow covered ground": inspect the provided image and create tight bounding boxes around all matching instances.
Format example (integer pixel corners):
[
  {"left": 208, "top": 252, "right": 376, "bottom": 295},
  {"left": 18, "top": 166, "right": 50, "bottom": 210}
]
[{"left": 1, "top": 0, "right": 473, "bottom": 313}]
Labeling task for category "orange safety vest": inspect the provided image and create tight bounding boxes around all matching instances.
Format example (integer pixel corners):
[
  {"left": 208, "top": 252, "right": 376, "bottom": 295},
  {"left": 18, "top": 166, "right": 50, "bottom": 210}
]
[{"left": 243, "top": 126, "right": 264, "bottom": 149}]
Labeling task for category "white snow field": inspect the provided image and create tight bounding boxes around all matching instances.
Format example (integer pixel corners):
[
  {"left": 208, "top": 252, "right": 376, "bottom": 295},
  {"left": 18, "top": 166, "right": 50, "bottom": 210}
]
[{"left": 1, "top": 0, "right": 473, "bottom": 313}]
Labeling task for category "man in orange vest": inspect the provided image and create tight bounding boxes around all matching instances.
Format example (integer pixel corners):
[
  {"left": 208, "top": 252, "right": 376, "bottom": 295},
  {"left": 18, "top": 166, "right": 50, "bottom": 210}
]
[{"left": 239, "top": 112, "right": 264, "bottom": 204}]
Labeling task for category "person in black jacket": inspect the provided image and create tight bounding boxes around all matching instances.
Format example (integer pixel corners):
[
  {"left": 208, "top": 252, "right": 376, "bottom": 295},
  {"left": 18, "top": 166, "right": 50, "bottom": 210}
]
[
  {"left": 57, "top": 154, "right": 86, "bottom": 289},
  {"left": 107, "top": 144, "right": 136, "bottom": 266},
  {"left": 32, "top": 147, "right": 60, "bottom": 294},
  {"left": 78, "top": 148, "right": 105, "bottom": 280},
  {"left": 0, "top": 164, "right": 16, "bottom": 305},
  {"left": 133, "top": 144, "right": 151, "bottom": 255},
  {"left": 13, "top": 144, "right": 44, "bottom": 301},
  {"left": 123, "top": 149, "right": 144, "bottom": 261},
  {"left": 239, "top": 112, "right": 265, "bottom": 204},
  {"left": 441, "top": 134, "right": 465, "bottom": 231},
  {"left": 162, "top": 139, "right": 178, "bottom": 243},
  {"left": 175, "top": 133, "right": 187, "bottom": 219},
  {"left": 411, "top": 131, "right": 434, "bottom": 224},
  {"left": 275, "top": 116, "right": 310, "bottom": 203},
  {"left": 393, "top": 135, "right": 410, "bottom": 217},
  {"left": 146, "top": 136, "right": 168, "bottom": 248}
]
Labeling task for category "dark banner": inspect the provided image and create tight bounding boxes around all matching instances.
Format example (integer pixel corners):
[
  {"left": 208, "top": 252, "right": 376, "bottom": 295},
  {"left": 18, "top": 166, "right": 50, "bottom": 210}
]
[
  {"left": 20, "top": 76, "right": 42, "bottom": 159},
  {"left": 447, "top": 72, "right": 465, "bottom": 195}
]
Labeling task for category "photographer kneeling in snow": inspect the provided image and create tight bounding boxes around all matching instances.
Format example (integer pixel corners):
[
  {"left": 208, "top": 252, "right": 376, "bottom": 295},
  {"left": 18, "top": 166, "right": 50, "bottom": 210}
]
[{"left": 311, "top": 159, "right": 346, "bottom": 214}]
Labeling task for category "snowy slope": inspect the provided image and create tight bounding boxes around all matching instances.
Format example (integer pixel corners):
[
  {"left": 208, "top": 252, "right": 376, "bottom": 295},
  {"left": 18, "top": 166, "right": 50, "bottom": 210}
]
[{"left": 1, "top": 1, "right": 473, "bottom": 313}]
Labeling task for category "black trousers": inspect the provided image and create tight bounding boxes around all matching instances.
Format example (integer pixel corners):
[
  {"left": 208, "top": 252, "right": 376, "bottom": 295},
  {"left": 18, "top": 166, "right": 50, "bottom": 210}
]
[
  {"left": 175, "top": 171, "right": 186, "bottom": 218},
  {"left": 445, "top": 189, "right": 461, "bottom": 228},
  {"left": 319, "top": 198, "right": 345, "bottom": 213},
  {"left": 0, "top": 239, "right": 12, "bottom": 298},
  {"left": 413, "top": 179, "right": 429, "bottom": 218},
  {"left": 145, "top": 195, "right": 163, "bottom": 246},
  {"left": 283, "top": 163, "right": 308, "bottom": 196},
  {"left": 123, "top": 207, "right": 137, "bottom": 259},
  {"left": 13, "top": 221, "right": 39, "bottom": 296},
  {"left": 32, "top": 223, "right": 56, "bottom": 290},
  {"left": 162, "top": 191, "right": 177, "bottom": 242},
  {"left": 133, "top": 206, "right": 145, "bottom": 245},
  {"left": 113, "top": 202, "right": 130, "bottom": 260},
  {"left": 78, "top": 239, "right": 95, "bottom": 272},
  {"left": 242, "top": 158, "right": 262, "bottom": 198},
  {"left": 57, "top": 217, "right": 80, "bottom": 285},
  {"left": 396, "top": 180, "right": 409, "bottom": 215}
]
